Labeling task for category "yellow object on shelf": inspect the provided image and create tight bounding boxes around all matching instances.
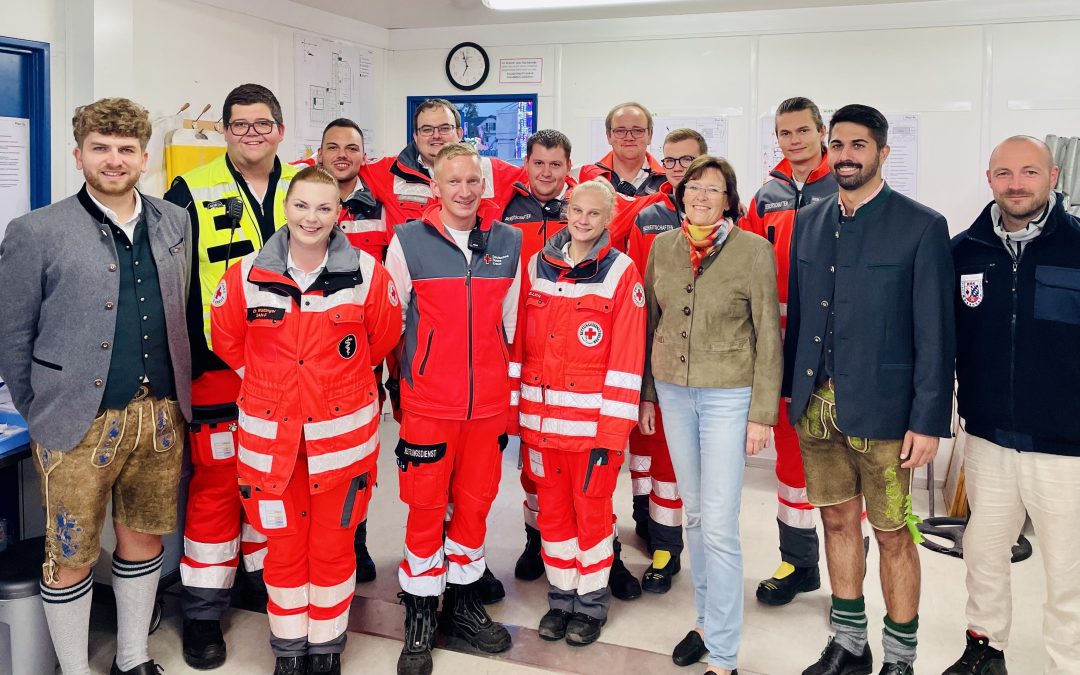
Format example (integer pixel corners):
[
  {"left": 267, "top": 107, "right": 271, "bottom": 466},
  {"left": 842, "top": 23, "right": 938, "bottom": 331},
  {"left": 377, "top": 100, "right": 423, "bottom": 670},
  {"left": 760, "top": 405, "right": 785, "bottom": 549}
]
[{"left": 165, "top": 127, "right": 226, "bottom": 186}]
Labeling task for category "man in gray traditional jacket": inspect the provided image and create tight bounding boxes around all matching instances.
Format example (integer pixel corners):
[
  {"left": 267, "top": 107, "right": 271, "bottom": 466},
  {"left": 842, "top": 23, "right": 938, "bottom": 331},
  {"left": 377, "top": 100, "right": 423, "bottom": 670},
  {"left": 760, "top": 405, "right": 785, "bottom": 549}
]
[{"left": 0, "top": 97, "right": 192, "bottom": 675}]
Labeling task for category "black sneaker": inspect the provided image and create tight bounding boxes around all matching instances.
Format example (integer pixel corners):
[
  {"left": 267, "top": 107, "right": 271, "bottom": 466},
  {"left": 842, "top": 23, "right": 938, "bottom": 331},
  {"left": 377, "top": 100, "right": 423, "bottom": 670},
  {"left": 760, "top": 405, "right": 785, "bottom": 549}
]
[
  {"left": 476, "top": 567, "right": 506, "bottom": 604},
  {"left": 671, "top": 629, "right": 708, "bottom": 667},
  {"left": 110, "top": 661, "right": 163, "bottom": 675},
  {"left": 878, "top": 663, "right": 913, "bottom": 675},
  {"left": 609, "top": 538, "right": 642, "bottom": 601},
  {"left": 514, "top": 525, "right": 545, "bottom": 581},
  {"left": 397, "top": 592, "right": 438, "bottom": 675},
  {"left": 272, "top": 656, "right": 305, "bottom": 675},
  {"left": 802, "top": 637, "right": 873, "bottom": 675},
  {"left": 756, "top": 563, "right": 821, "bottom": 606},
  {"left": 308, "top": 653, "right": 341, "bottom": 675},
  {"left": 439, "top": 581, "right": 512, "bottom": 653},
  {"left": 942, "top": 631, "right": 1008, "bottom": 674},
  {"left": 641, "top": 550, "right": 681, "bottom": 594},
  {"left": 564, "top": 613, "right": 605, "bottom": 646},
  {"left": 538, "top": 608, "right": 572, "bottom": 641},
  {"left": 354, "top": 520, "right": 376, "bottom": 583},
  {"left": 182, "top": 618, "right": 226, "bottom": 670}
]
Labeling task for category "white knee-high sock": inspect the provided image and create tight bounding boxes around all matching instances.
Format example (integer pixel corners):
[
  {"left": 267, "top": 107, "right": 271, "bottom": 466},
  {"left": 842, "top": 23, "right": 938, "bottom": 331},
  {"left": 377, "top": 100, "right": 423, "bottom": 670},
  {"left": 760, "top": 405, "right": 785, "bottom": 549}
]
[
  {"left": 112, "top": 549, "right": 163, "bottom": 671},
  {"left": 40, "top": 574, "right": 94, "bottom": 675}
]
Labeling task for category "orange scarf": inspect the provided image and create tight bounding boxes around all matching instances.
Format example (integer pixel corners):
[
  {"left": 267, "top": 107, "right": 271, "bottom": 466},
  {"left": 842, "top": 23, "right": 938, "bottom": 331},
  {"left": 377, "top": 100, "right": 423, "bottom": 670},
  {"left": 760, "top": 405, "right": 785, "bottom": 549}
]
[{"left": 680, "top": 217, "right": 731, "bottom": 275}]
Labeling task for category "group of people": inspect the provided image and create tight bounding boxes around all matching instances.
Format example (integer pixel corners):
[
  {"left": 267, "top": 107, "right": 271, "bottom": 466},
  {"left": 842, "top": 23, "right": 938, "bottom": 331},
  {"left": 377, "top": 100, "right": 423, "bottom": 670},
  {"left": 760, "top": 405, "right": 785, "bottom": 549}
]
[{"left": 0, "top": 82, "right": 1075, "bottom": 675}]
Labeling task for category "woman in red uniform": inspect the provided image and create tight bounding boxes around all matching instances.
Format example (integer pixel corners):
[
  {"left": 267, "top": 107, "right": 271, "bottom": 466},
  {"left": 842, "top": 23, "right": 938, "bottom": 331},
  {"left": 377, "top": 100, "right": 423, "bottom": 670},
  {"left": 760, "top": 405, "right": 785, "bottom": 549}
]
[
  {"left": 211, "top": 166, "right": 401, "bottom": 675},
  {"left": 512, "top": 178, "right": 646, "bottom": 646}
]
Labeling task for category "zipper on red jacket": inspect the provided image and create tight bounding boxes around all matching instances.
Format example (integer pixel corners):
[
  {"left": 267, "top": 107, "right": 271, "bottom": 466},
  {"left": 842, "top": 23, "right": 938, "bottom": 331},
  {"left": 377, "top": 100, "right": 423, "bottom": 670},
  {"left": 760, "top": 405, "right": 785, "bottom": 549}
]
[{"left": 466, "top": 262, "right": 474, "bottom": 419}]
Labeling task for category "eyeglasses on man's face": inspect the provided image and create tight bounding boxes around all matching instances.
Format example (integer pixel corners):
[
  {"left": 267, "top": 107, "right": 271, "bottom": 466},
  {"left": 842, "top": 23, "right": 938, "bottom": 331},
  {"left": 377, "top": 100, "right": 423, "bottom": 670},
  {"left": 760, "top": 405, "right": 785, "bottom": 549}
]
[
  {"left": 417, "top": 124, "right": 458, "bottom": 137},
  {"left": 684, "top": 184, "right": 727, "bottom": 198},
  {"left": 227, "top": 119, "right": 277, "bottom": 136},
  {"left": 610, "top": 127, "right": 648, "bottom": 140},
  {"left": 661, "top": 155, "right": 695, "bottom": 169}
]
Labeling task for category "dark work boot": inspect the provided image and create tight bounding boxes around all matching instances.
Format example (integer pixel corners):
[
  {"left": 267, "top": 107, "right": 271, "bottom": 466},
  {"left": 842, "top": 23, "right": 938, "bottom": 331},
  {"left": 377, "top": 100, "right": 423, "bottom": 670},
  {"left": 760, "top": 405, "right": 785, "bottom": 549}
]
[
  {"left": 564, "top": 613, "right": 605, "bottom": 646},
  {"left": 308, "top": 653, "right": 341, "bottom": 675},
  {"left": 514, "top": 525, "right": 545, "bottom": 581},
  {"left": 476, "top": 567, "right": 505, "bottom": 604},
  {"left": 354, "top": 520, "right": 376, "bottom": 583},
  {"left": 272, "top": 656, "right": 306, "bottom": 675},
  {"left": 942, "top": 631, "right": 1008, "bottom": 674},
  {"left": 397, "top": 592, "right": 438, "bottom": 675},
  {"left": 182, "top": 618, "right": 226, "bottom": 670},
  {"left": 439, "top": 581, "right": 512, "bottom": 653},
  {"left": 608, "top": 537, "right": 642, "bottom": 601},
  {"left": 641, "top": 549, "right": 681, "bottom": 594},
  {"left": 756, "top": 562, "right": 821, "bottom": 606}
]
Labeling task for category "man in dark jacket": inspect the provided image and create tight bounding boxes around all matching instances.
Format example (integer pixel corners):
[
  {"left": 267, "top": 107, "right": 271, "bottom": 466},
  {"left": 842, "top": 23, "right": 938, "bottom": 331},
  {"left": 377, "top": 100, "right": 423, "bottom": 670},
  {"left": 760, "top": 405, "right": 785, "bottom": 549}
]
[
  {"left": 943, "top": 136, "right": 1080, "bottom": 675},
  {"left": 783, "top": 104, "right": 955, "bottom": 675}
]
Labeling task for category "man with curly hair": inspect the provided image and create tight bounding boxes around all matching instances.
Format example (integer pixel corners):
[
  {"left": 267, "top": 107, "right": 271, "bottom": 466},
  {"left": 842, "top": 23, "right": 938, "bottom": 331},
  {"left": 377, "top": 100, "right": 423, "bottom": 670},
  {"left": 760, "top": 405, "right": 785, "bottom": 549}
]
[{"left": 0, "top": 97, "right": 193, "bottom": 675}]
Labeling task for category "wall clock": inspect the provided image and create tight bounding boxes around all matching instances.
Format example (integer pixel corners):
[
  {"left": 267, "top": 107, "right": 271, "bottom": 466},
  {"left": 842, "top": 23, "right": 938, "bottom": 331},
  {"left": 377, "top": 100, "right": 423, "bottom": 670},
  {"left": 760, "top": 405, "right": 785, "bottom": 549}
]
[{"left": 446, "top": 42, "right": 490, "bottom": 91}]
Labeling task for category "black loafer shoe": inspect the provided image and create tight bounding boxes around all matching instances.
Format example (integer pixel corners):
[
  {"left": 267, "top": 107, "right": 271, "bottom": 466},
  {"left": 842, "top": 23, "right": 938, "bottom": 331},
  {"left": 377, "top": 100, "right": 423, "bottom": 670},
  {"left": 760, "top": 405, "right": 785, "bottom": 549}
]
[
  {"left": 802, "top": 637, "right": 873, "bottom": 675},
  {"left": 538, "top": 608, "right": 572, "bottom": 641},
  {"left": 110, "top": 661, "right": 163, "bottom": 675},
  {"left": 564, "top": 613, "right": 605, "bottom": 646},
  {"left": 672, "top": 630, "right": 708, "bottom": 667},
  {"left": 182, "top": 618, "right": 226, "bottom": 670}
]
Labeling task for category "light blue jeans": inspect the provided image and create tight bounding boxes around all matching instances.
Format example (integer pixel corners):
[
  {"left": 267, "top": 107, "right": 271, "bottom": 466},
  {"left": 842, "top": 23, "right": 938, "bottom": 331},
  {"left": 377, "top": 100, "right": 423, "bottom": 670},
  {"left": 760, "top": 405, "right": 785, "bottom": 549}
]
[{"left": 654, "top": 380, "right": 751, "bottom": 670}]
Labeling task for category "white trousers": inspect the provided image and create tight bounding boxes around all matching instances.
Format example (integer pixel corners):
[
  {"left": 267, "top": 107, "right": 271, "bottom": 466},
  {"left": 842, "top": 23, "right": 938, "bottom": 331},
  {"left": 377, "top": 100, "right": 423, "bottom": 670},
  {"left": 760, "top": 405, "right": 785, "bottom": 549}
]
[{"left": 963, "top": 434, "right": 1080, "bottom": 674}]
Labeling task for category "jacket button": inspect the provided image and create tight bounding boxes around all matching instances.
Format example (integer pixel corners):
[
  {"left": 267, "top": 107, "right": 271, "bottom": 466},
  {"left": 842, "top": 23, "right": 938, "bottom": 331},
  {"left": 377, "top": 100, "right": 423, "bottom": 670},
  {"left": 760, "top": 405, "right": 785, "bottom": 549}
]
[
  {"left": 820, "top": 300, "right": 829, "bottom": 308},
  {"left": 680, "top": 355, "right": 686, "bottom": 362},
  {"left": 806, "top": 368, "right": 814, "bottom": 376},
  {"left": 813, "top": 336, "right": 822, "bottom": 343},
  {"left": 685, "top": 284, "right": 693, "bottom": 293},
  {"left": 683, "top": 306, "right": 691, "bottom": 315},
  {"left": 107, "top": 264, "right": 117, "bottom": 272},
  {"left": 101, "top": 341, "right": 110, "bottom": 349},
  {"left": 94, "top": 379, "right": 104, "bottom": 387},
  {"left": 105, "top": 302, "right": 114, "bottom": 310},
  {"left": 829, "top": 266, "right": 835, "bottom": 273},
  {"left": 681, "top": 331, "right": 687, "bottom": 338}
]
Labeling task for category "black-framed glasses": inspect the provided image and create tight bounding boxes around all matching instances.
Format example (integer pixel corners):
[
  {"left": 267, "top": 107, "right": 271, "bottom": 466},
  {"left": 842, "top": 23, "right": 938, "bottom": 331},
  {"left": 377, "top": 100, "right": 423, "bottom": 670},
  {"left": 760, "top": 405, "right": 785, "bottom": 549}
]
[
  {"left": 227, "top": 119, "right": 277, "bottom": 136},
  {"left": 610, "top": 127, "right": 648, "bottom": 139},
  {"left": 661, "top": 155, "right": 695, "bottom": 169},
  {"left": 417, "top": 124, "right": 458, "bottom": 137}
]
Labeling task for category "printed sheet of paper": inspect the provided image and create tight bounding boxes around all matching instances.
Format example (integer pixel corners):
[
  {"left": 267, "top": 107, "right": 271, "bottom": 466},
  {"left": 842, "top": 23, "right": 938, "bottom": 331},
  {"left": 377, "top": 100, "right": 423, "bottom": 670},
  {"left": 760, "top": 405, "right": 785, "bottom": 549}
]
[{"left": 0, "top": 117, "right": 31, "bottom": 247}]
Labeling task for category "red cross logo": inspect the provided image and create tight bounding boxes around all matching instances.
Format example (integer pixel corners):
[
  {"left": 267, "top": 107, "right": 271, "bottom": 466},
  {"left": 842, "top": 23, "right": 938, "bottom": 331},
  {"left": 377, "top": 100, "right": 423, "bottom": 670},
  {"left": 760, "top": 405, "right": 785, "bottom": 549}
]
[
  {"left": 632, "top": 282, "right": 645, "bottom": 308},
  {"left": 578, "top": 321, "right": 603, "bottom": 347}
]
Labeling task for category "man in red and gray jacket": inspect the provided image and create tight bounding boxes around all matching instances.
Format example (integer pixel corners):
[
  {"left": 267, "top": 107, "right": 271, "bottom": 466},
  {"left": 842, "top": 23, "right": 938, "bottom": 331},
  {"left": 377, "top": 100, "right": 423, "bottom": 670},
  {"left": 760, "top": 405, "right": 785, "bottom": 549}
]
[
  {"left": 741, "top": 96, "right": 837, "bottom": 607},
  {"left": 384, "top": 142, "right": 521, "bottom": 675}
]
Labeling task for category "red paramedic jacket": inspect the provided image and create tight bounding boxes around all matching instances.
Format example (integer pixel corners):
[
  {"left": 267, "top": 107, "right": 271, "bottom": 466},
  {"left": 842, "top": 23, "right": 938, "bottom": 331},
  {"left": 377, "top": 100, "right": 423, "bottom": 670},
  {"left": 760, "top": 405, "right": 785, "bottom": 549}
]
[
  {"left": 510, "top": 227, "right": 646, "bottom": 452},
  {"left": 211, "top": 228, "right": 402, "bottom": 495}
]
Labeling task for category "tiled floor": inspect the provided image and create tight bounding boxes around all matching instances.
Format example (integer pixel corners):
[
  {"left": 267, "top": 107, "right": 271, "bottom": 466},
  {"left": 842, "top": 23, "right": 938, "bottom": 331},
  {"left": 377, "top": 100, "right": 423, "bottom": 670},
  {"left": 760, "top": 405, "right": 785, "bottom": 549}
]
[{"left": 84, "top": 422, "right": 1050, "bottom": 674}]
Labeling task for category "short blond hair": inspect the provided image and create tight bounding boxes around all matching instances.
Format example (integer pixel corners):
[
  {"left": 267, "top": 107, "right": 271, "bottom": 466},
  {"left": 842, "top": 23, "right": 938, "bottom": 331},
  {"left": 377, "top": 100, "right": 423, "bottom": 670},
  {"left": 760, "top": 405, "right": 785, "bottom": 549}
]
[
  {"left": 570, "top": 178, "right": 617, "bottom": 220},
  {"left": 433, "top": 142, "right": 480, "bottom": 178},
  {"left": 72, "top": 98, "right": 152, "bottom": 149}
]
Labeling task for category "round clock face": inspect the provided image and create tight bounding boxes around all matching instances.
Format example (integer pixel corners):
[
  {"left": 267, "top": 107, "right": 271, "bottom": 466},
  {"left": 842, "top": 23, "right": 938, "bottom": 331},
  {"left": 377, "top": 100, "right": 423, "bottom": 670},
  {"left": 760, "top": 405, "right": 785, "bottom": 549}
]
[{"left": 446, "top": 42, "right": 489, "bottom": 91}]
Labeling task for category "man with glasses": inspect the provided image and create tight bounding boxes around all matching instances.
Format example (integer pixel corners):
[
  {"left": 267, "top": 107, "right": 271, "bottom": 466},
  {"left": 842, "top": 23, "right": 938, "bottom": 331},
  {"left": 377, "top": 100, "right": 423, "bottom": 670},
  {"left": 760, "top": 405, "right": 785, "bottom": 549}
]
[
  {"left": 165, "top": 83, "right": 300, "bottom": 670},
  {"left": 741, "top": 96, "right": 837, "bottom": 608},
  {"left": 365, "top": 98, "right": 521, "bottom": 233},
  {"left": 579, "top": 102, "right": 667, "bottom": 200},
  {"left": 625, "top": 128, "right": 707, "bottom": 597}
]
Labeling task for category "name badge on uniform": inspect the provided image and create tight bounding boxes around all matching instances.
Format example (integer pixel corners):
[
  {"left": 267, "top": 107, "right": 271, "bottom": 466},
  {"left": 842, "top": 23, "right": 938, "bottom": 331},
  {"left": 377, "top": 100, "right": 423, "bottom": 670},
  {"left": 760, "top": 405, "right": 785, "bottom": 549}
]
[
  {"left": 259, "top": 500, "right": 288, "bottom": 530},
  {"left": 960, "top": 273, "right": 984, "bottom": 308}
]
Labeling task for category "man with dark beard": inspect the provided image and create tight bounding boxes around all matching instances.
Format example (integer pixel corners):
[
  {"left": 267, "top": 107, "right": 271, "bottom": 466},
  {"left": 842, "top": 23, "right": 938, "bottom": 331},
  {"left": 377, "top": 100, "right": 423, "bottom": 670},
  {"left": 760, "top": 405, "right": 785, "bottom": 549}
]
[{"left": 783, "top": 104, "right": 955, "bottom": 675}]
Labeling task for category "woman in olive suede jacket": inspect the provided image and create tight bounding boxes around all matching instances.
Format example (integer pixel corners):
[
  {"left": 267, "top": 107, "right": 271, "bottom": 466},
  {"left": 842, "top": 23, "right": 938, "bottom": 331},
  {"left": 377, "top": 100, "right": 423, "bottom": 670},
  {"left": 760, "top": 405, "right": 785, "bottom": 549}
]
[{"left": 639, "top": 155, "right": 782, "bottom": 675}]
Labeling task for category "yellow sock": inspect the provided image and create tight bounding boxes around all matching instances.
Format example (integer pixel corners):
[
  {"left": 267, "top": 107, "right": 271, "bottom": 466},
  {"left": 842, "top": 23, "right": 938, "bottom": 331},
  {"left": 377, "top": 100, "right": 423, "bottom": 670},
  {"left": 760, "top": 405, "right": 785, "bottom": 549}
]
[
  {"left": 652, "top": 550, "right": 672, "bottom": 568},
  {"left": 772, "top": 561, "right": 796, "bottom": 580}
]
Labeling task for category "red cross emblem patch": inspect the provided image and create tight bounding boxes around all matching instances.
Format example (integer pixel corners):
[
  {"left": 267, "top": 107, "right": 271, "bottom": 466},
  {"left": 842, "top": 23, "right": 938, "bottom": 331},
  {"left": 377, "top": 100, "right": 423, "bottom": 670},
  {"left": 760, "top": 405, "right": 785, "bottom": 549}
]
[
  {"left": 387, "top": 281, "right": 399, "bottom": 307},
  {"left": 632, "top": 282, "right": 645, "bottom": 308},
  {"left": 578, "top": 321, "right": 603, "bottom": 347},
  {"left": 211, "top": 280, "right": 227, "bottom": 307}
]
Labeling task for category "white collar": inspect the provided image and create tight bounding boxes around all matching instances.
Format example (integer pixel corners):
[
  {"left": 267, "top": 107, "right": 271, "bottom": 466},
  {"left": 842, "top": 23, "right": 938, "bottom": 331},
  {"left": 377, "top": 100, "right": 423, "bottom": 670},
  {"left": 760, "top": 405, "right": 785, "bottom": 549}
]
[{"left": 88, "top": 189, "right": 143, "bottom": 228}]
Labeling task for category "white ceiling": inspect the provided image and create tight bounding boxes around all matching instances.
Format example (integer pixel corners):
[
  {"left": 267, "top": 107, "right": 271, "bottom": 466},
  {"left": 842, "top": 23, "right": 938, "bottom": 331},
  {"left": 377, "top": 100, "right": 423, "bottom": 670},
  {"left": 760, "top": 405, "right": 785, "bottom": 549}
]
[{"left": 291, "top": 0, "right": 936, "bottom": 30}]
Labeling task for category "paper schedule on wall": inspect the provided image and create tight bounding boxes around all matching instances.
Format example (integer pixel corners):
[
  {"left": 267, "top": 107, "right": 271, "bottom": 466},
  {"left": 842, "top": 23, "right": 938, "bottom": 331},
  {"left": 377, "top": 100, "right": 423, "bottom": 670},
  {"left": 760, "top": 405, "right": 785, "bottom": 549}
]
[
  {"left": 294, "top": 31, "right": 381, "bottom": 161},
  {"left": 758, "top": 113, "right": 919, "bottom": 200},
  {"left": 587, "top": 116, "right": 729, "bottom": 167},
  {"left": 0, "top": 117, "right": 30, "bottom": 247}
]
